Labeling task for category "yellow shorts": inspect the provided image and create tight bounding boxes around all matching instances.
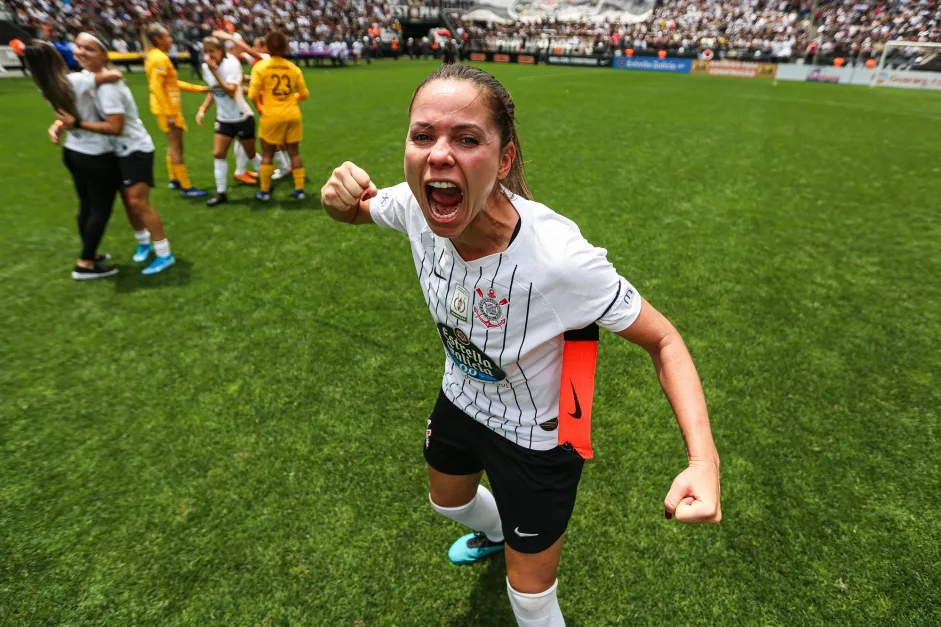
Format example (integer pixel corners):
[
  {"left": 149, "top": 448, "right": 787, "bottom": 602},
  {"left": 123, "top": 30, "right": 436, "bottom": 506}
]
[
  {"left": 259, "top": 118, "right": 302, "bottom": 145},
  {"left": 156, "top": 113, "right": 187, "bottom": 133}
]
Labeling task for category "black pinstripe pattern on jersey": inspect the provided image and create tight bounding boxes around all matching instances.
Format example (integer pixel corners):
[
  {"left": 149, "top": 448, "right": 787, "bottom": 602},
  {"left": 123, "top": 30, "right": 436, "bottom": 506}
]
[
  {"left": 431, "top": 247, "right": 448, "bottom": 320},
  {"left": 513, "top": 283, "right": 537, "bottom": 447},
  {"left": 482, "top": 255, "right": 503, "bottom": 425},
  {"left": 496, "top": 264, "right": 518, "bottom": 430},
  {"left": 458, "top": 266, "right": 485, "bottom": 401}
]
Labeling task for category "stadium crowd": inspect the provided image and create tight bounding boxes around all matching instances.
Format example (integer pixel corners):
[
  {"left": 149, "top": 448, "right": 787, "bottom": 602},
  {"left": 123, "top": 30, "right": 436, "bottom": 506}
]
[
  {"left": 465, "top": 0, "right": 941, "bottom": 61},
  {"left": 4, "top": 0, "right": 403, "bottom": 53},
  {"left": 4, "top": 0, "right": 940, "bottom": 65}
]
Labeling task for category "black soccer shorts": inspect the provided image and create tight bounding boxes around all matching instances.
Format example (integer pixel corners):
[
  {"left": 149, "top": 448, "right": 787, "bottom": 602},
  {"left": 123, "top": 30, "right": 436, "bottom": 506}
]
[
  {"left": 423, "top": 389, "right": 585, "bottom": 554},
  {"left": 118, "top": 150, "right": 155, "bottom": 188},
  {"left": 214, "top": 116, "right": 256, "bottom": 139}
]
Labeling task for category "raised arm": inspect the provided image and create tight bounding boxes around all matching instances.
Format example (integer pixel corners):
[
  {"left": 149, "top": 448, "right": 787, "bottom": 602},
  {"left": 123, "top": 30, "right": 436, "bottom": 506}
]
[
  {"left": 320, "top": 161, "right": 379, "bottom": 225},
  {"left": 615, "top": 299, "right": 721, "bottom": 524},
  {"left": 214, "top": 30, "right": 263, "bottom": 61}
]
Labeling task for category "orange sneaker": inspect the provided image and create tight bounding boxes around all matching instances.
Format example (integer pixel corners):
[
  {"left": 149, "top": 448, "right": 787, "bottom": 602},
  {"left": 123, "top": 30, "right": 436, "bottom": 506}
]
[{"left": 234, "top": 172, "right": 258, "bottom": 186}]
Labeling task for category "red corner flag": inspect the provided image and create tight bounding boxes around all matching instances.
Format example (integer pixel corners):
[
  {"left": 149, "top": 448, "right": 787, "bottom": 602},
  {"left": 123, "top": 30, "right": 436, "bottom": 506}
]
[{"left": 558, "top": 324, "right": 600, "bottom": 459}]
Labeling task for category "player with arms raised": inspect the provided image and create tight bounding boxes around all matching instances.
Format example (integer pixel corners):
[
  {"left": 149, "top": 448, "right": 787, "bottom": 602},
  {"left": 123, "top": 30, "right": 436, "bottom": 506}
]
[
  {"left": 320, "top": 65, "right": 721, "bottom": 626},
  {"left": 247, "top": 31, "right": 309, "bottom": 202}
]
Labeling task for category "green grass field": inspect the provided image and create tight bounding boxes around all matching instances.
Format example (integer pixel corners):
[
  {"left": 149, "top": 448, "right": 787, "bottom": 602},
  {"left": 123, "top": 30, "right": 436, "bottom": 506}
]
[{"left": 1, "top": 60, "right": 940, "bottom": 626}]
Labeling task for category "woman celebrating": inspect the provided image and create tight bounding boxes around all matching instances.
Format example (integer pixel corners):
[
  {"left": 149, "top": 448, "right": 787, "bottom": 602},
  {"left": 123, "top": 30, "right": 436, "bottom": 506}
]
[
  {"left": 25, "top": 40, "right": 121, "bottom": 280},
  {"left": 320, "top": 65, "right": 721, "bottom": 626},
  {"left": 54, "top": 33, "right": 176, "bottom": 275},
  {"left": 195, "top": 36, "right": 262, "bottom": 207},
  {"left": 247, "top": 31, "right": 309, "bottom": 202},
  {"left": 144, "top": 24, "right": 209, "bottom": 198}
]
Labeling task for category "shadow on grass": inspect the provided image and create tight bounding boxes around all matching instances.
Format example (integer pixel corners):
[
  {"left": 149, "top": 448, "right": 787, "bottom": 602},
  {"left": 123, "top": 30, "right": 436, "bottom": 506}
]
[
  {"left": 248, "top": 194, "right": 323, "bottom": 212},
  {"left": 113, "top": 257, "right": 193, "bottom": 293},
  {"left": 449, "top": 554, "right": 584, "bottom": 627}
]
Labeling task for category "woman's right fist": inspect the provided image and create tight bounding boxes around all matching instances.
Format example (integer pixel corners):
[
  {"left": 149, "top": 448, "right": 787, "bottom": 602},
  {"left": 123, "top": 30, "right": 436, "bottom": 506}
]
[{"left": 321, "top": 161, "right": 378, "bottom": 219}]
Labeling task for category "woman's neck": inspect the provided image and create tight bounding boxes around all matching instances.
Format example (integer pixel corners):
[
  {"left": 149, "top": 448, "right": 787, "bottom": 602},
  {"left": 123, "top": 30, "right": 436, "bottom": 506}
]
[{"left": 451, "top": 190, "right": 520, "bottom": 262}]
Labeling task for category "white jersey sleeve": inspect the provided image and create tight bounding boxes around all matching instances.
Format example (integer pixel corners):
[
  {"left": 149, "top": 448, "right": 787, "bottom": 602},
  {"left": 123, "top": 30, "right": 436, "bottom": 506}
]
[
  {"left": 369, "top": 183, "right": 418, "bottom": 234},
  {"left": 536, "top": 214, "right": 642, "bottom": 333},
  {"left": 68, "top": 71, "right": 96, "bottom": 95}
]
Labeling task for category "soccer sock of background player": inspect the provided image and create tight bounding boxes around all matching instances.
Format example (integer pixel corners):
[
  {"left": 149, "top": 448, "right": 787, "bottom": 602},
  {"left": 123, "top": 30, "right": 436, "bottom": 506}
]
[
  {"left": 506, "top": 579, "right": 564, "bottom": 627},
  {"left": 234, "top": 142, "right": 261, "bottom": 176},
  {"left": 172, "top": 162, "right": 193, "bottom": 190},
  {"left": 276, "top": 150, "right": 291, "bottom": 172},
  {"left": 214, "top": 158, "right": 228, "bottom": 194},
  {"left": 429, "top": 485, "right": 503, "bottom": 542},
  {"left": 259, "top": 163, "right": 274, "bottom": 193}
]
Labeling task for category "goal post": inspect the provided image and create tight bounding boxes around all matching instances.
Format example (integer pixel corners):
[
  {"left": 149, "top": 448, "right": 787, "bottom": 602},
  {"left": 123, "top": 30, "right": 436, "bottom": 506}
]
[{"left": 872, "top": 40, "right": 941, "bottom": 88}]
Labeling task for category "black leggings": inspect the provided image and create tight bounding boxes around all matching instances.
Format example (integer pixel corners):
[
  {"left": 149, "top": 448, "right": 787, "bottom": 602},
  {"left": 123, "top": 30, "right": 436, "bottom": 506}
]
[{"left": 63, "top": 148, "right": 120, "bottom": 262}]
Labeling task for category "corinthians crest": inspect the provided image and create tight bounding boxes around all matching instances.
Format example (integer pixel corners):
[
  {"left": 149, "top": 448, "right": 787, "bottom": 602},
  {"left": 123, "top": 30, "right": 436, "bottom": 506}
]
[{"left": 474, "top": 287, "right": 509, "bottom": 329}]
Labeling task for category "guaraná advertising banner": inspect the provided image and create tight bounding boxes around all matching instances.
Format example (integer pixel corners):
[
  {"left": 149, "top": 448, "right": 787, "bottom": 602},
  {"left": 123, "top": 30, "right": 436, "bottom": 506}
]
[
  {"left": 873, "top": 69, "right": 941, "bottom": 91},
  {"left": 692, "top": 60, "right": 777, "bottom": 78},
  {"left": 545, "top": 55, "right": 611, "bottom": 67},
  {"left": 469, "top": 51, "right": 538, "bottom": 65},
  {"left": 612, "top": 56, "right": 692, "bottom": 74}
]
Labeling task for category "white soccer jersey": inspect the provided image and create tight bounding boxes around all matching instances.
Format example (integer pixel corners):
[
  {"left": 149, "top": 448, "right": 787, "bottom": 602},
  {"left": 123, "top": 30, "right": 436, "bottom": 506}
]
[
  {"left": 371, "top": 184, "right": 642, "bottom": 450},
  {"left": 95, "top": 81, "right": 155, "bottom": 157},
  {"left": 63, "top": 71, "right": 112, "bottom": 156},
  {"left": 202, "top": 55, "right": 253, "bottom": 122}
]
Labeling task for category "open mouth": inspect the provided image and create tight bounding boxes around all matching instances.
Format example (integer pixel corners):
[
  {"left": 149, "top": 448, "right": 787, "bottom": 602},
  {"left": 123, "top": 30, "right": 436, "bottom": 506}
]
[{"left": 426, "top": 180, "right": 464, "bottom": 224}]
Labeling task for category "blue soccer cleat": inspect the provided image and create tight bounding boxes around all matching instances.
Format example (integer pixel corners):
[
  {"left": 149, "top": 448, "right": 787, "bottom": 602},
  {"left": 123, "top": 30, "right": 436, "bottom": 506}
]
[
  {"left": 181, "top": 187, "right": 208, "bottom": 198},
  {"left": 142, "top": 254, "right": 175, "bottom": 275},
  {"left": 255, "top": 191, "right": 271, "bottom": 202},
  {"left": 168, "top": 180, "right": 181, "bottom": 190},
  {"left": 448, "top": 532, "right": 505, "bottom": 565},
  {"left": 291, "top": 189, "right": 305, "bottom": 200},
  {"left": 133, "top": 243, "right": 153, "bottom": 263}
]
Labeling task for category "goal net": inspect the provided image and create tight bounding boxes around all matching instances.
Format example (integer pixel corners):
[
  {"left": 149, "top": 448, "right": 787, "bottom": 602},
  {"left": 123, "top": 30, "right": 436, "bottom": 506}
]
[{"left": 872, "top": 41, "right": 941, "bottom": 90}]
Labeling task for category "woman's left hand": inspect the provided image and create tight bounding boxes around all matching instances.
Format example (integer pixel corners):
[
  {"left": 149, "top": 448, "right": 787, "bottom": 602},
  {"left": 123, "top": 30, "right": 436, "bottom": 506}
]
[
  {"left": 48, "top": 121, "right": 64, "bottom": 144},
  {"left": 664, "top": 459, "right": 721, "bottom": 524},
  {"left": 55, "top": 109, "right": 77, "bottom": 130}
]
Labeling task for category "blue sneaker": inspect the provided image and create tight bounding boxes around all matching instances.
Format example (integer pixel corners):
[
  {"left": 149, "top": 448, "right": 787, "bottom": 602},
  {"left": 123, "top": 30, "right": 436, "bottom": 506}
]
[
  {"left": 168, "top": 180, "right": 181, "bottom": 190},
  {"left": 133, "top": 243, "right": 153, "bottom": 263},
  {"left": 291, "top": 189, "right": 306, "bottom": 200},
  {"left": 447, "top": 532, "right": 505, "bottom": 565},
  {"left": 142, "top": 254, "right": 175, "bottom": 275},
  {"left": 255, "top": 191, "right": 271, "bottom": 202},
  {"left": 181, "top": 188, "right": 208, "bottom": 198}
]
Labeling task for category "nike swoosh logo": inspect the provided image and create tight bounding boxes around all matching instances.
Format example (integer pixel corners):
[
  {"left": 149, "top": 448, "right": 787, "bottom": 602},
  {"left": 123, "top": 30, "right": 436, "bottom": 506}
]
[
  {"left": 433, "top": 269, "right": 447, "bottom": 280},
  {"left": 569, "top": 381, "right": 582, "bottom": 419},
  {"left": 514, "top": 527, "right": 539, "bottom": 537}
]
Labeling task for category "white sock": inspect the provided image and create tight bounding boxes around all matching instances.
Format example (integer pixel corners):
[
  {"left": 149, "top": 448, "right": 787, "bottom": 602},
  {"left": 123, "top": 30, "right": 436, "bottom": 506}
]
[
  {"left": 214, "top": 158, "right": 228, "bottom": 194},
  {"left": 430, "top": 485, "right": 504, "bottom": 542},
  {"left": 507, "top": 579, "right": 564, "bottom": 627},
  {"left": 234, "top": 142, "right": 248, "bottom": 175},
  {"left": 153, "top": 238, "right": 171, "bottom": 258},
  {"left": 252, "top": 154, "right": 262, "bottom": 170},
  {"left": 134, "top": 229, "right": 151, "bottom": 245},
  {"left": 276, "top": 150, "right": 291, "bottom": 171}
]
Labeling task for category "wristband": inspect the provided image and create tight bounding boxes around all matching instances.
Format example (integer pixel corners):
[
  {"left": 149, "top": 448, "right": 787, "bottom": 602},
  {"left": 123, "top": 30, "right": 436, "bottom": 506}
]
[{"left": 74, "top": 115, "right": 83, "bottom": 130}]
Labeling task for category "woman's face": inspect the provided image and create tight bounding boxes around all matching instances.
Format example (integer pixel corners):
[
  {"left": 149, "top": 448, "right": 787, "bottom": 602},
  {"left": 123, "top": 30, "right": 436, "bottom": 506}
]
[
  {"left": 404, "top": 79, "right": 514, "bottom": 239},
  {"left": 73, "top": 34, "right": 107, "bottom": 72},
  {"left": 206, "top": 44, "right": 224, "bottom": 64}
]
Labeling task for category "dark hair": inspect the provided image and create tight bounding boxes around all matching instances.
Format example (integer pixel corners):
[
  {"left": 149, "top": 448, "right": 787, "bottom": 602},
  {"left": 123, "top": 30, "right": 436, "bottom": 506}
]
[
  {"left": 409, "top": 65, "right": 531, "bottom": 200},
  {"left": 265, "top": 31, "right": 288, "bottom": 57},
  {"left": 24, "top": 41, "right": 79, "bottom": 119}
]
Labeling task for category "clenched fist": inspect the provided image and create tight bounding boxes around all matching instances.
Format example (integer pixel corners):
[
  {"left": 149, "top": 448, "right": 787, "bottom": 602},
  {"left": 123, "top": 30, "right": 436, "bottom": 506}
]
[
  {"left": 664, "top": 459, "right": 722, "bottom": 524},
  {"left": 321, "top": 161, "right": 378, "bottom": 223}
]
